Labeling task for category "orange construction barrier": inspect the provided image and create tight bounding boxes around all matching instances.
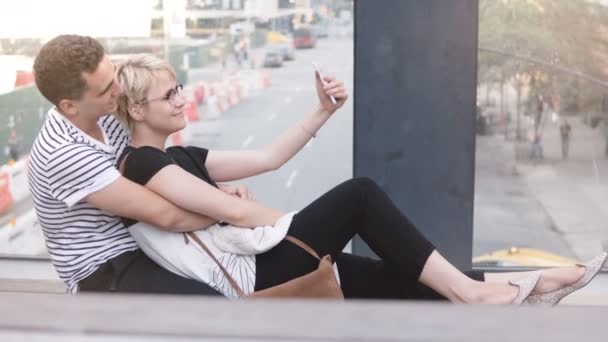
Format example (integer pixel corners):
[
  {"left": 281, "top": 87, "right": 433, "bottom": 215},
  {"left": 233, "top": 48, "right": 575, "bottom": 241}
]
[
  {"left": 14, "top": 70, "right": 35, "bottom": 88},
  {"left": 194, "top": 82, "right": 207, "bottom": 103},
  {"left": 262, "top": 70, "right": 270, "bottom": 88},
  {"left": 184, "top": 101, "right": 200, "bottom": 122},
  {"left": 0, "top": 172, "right": 14, "bottom": 215}
]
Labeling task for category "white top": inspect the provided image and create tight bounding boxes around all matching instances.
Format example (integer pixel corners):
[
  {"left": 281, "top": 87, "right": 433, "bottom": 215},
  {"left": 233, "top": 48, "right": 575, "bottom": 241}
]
[{"left": 129, "top": 212, "right": 296, "bottom": 299}]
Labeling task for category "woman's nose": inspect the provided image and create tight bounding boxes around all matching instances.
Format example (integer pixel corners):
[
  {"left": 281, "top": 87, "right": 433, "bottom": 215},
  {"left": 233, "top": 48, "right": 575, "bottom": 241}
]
[{"left": 174, "top": 92, "right": 186, "bottom": 107}]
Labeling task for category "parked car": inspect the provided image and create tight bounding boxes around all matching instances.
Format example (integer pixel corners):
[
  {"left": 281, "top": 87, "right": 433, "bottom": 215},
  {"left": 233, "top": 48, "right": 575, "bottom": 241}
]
[
  {"left": 473, "top": 247, "right": 578, "bottom": 268},
  {"left": 275, "top": 41, "right": 295, "bottom": 61},
  {"left": 263, "top": 50, "right": 283, "bottom": 68},
  {"left": 293, "top": 28, "right": 317, "bottom": 49},
  {"left": 310, "top": 23, "right": 329, "bottom": 38}
]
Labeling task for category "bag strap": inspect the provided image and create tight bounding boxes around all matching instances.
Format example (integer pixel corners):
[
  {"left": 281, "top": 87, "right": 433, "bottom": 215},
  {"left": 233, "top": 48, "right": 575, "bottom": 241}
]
[
  {"left": 184, "top": 232, "right": 321, "bottom": 297},
  {"left": 284, "top": 235, "right": 321, "bottom": 260},
  {"left": 185, "top": 232, "right": 246, "bottom": 297}
]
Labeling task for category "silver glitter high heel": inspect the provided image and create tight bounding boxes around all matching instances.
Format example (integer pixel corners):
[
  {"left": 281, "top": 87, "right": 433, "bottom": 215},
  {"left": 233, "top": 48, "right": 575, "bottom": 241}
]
[
  {"left": 510, "top": 271, "right": 542, "bottom": 305},
  {"left": 525, "top": 252, "right": 608, "bottom": 306}
]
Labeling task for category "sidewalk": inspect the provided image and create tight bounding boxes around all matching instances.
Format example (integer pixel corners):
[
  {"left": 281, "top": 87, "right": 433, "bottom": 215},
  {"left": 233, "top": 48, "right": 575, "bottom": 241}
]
[
  {"left": 505, "top": 116, "right": 608, "bottom": 260},
  {"left": 474, "top": 134, "right": 576, "bottom": 259}
]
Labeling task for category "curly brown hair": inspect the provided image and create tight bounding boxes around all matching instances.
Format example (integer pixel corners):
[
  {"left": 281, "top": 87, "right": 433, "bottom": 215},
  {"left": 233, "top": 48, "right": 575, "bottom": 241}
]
[{"left": 33, "top": 35, "right": 105, "bottom": 106}]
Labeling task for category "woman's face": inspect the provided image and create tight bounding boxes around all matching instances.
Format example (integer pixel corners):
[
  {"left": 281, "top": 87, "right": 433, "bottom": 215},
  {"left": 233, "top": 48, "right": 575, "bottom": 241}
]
[{"left": 139, "top": 70, "right": 186, "bottom": 135}]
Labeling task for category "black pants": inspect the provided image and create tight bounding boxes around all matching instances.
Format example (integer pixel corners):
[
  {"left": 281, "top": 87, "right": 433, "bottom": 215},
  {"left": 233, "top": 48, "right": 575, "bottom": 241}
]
[
  {"left": 255, "top": 178, "right": 484, "bottom": 300},
  {"left": 79, "top": 249, "right": 222, "bottom": 295}
]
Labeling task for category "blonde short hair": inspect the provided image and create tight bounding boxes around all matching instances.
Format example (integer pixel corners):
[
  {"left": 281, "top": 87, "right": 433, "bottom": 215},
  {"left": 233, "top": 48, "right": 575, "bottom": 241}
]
[{"left": 115, "top": 54, "right": 176, "bottom": 129}]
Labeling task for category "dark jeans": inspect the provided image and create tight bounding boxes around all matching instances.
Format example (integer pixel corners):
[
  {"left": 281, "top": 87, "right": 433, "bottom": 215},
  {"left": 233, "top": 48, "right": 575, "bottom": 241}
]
[
  {"left": 79, "top": 249, "right": 222, "bottom": 295},
  {"left": 255, "top": 178, "right": 484, "bottom": 299}
]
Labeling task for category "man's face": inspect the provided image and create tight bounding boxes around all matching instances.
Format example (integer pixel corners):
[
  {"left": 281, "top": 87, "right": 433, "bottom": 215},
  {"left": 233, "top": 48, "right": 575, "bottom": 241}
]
[{"left": 75, "top": 55, "right": 122, "bottom": 118}]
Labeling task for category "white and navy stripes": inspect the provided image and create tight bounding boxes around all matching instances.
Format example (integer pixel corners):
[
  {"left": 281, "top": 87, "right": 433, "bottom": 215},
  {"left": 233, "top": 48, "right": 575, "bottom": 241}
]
[
  {"left": 211, "top": 253, "right": 256, "bottom": 299},
  {"left": 28, "top": 108, "right": 138, "bottom": 291}
]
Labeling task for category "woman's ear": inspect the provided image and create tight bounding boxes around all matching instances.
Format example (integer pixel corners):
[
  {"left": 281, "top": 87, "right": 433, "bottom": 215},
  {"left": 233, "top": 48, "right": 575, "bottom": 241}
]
[{"left": 129, "top": 104, "right": 145, "bottom": 123}]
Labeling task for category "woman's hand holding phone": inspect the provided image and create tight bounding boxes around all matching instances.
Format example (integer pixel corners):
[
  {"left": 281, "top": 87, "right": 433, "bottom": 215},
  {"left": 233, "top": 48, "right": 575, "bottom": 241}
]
[{"left": 312, "top": 62, "right": 348, "bottom": 113}]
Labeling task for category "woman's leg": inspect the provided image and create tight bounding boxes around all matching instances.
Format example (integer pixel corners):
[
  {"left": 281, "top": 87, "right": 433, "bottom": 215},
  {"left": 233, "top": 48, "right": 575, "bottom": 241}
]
[
  {"left": 284, "top": 177, "right": 521, "bottom": 304},
  {"left": 256, "top": 249, "right": 486, "bottom": 300},
  {"left": 336, "top": 253, "right": 488, "bottom": 300}
]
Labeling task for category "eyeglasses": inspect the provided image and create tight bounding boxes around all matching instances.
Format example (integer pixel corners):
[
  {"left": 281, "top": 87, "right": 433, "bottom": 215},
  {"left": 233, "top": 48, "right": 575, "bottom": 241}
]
[{"left": 139, "top": 84, "right": 184, "bottom": 106}]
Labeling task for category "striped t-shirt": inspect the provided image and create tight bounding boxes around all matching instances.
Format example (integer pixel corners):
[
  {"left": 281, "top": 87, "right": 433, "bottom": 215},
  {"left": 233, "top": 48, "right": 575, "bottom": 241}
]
[{"left": 28, "top": 108, "right": 138, "bottom": 291}]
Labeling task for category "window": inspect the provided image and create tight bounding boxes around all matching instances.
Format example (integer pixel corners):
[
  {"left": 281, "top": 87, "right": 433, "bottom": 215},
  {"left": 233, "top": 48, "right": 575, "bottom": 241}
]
[
  {"left": 0, "top": 1, "right": 353, "bottom": 268},
  {"left": 475, "top": 0, "right": 608, "bottom": 268}
]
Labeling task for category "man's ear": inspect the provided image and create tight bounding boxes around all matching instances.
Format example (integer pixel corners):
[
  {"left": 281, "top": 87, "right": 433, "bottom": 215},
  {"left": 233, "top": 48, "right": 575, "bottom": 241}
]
[{"left": 57, "top": 99, "right": 79, "bottom": 118}]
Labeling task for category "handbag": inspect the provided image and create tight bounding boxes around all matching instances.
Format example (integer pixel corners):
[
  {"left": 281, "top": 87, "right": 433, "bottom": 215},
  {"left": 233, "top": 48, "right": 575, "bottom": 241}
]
[{"left": 184, "top": 232, "right": 344, "bottom": 299}]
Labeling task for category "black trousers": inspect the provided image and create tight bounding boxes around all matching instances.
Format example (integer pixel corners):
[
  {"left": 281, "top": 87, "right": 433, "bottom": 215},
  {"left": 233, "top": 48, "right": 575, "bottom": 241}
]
[
  {"left": 79, "top": 249, "right": 222, "bottom": 295},
  {"left": 255, "top": 178, "right": 484, "bottom": 300}
]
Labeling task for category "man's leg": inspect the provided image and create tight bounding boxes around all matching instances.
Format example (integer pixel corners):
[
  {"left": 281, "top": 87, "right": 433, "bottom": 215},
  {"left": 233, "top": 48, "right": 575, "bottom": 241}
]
[{"left": 80, "top": 250, "right": 223, "bottom": 296}]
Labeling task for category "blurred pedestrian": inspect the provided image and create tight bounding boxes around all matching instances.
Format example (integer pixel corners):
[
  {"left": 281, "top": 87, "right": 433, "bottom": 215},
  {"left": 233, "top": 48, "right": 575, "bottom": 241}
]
[
  {"left": 530, "top": 130, "right": 543, "bottom": 161},
  {"left": 7, "top": 129, "right": 19, "bottom": 162},
  {"left": 602, "top": 118, "right": 608, "bottom": 159},
  {"left": 559, "top": 119, "right": 571, "bottom": 160}
]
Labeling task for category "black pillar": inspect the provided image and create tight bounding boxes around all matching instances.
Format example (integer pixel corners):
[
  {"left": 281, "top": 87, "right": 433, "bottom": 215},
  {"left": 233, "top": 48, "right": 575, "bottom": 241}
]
[{"left": 353, "top": 0, "right": 479, "bottom": 270}]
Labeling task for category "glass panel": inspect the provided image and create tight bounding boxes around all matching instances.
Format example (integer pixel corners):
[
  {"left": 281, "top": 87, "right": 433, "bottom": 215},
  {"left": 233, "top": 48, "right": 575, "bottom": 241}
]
[
  {"left": 475, "top": 0, "right": 608, "bottom": 267},
  {"left": 0, "top": 0, "right": 353, "bottom": 265}
]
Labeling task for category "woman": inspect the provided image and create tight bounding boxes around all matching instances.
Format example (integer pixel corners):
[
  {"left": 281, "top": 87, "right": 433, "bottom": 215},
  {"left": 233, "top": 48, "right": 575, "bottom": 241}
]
[{"left": 115, "top": 54, "right": 604, "bottom": 304}]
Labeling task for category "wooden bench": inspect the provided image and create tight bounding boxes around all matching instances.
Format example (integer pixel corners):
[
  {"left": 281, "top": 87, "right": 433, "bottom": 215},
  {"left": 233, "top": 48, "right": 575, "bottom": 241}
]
[
  {"left": 1, "top": 292, "right": 608, "bottom": 341},
  {"left": 0, "top": 279, "right": 65, "bottom": 294}
]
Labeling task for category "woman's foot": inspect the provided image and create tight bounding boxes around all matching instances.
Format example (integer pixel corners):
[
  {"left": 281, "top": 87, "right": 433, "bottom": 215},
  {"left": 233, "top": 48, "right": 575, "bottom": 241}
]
[
  {"left": 532, "top": 266, "right": 586, "bottom": 294},
  {"left": 526, "top": 252, "right": 608, "bottom": 306},
  {"left": 467, "top": 272, "right": 541, "bottom": 305}
]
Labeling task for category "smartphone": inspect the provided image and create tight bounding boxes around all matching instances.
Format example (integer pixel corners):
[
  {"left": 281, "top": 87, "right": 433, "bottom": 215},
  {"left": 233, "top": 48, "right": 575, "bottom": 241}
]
[{"left": 312, "top": 62, "right": 337, "bottom": 105}]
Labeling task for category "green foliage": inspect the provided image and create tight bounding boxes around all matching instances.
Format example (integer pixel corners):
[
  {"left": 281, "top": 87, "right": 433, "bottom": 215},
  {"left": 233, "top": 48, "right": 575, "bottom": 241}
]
[{"left": 479, "top": 0, "right": 608, "bottom": 113}]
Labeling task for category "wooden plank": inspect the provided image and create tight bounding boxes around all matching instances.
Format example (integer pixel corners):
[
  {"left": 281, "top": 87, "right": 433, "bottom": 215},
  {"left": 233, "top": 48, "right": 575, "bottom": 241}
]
[{"left": 0, "top": 293, "right": 608, "bottom": 341}]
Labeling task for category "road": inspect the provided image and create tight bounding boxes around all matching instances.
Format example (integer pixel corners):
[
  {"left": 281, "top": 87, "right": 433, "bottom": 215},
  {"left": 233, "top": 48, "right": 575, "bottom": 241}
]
[{"left": 186, "top": 37, "right": 354, "bottom": 213}]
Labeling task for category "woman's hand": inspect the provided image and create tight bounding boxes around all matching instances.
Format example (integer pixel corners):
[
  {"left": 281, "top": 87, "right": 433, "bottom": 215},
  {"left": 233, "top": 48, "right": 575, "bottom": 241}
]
[
  {"left": 218, "top": 183, "right": 254, "bottom": 201},
  {"left": 315, "top": 71, "right": 348, "bottom": 113}
]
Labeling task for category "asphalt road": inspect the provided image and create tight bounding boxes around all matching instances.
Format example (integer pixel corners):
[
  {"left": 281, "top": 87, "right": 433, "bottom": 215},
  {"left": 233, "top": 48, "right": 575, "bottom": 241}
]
[{"left": 186, "top": 37, "right": 354, "bottom": 213}]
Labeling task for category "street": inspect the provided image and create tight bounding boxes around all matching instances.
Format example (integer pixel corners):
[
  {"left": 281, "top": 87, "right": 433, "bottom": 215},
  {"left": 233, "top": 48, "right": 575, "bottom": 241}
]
[
  {"left": 475, "top": 113, "right": 608, "bottom": 261},
  {"left": 185, "top": 37, "right": 354, "bottom": 213}
]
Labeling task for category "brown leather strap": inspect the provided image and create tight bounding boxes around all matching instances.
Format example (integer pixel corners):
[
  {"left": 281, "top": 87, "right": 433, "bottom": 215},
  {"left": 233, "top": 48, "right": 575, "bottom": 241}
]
[
  {"left": 284, "top": 236, "right": 320, "bottom": 260},
  {"left": 184, "top": 232, "right": 322, "bottom": 297},
  {"left": 185, "top": 232, "right": 246, "bottom": 297}
]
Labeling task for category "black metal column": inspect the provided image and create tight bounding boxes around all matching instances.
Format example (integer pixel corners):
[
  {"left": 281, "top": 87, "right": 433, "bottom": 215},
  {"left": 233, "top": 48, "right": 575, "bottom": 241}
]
[{"left": 353, "top": 0, "right": 479, "bottom": 270}]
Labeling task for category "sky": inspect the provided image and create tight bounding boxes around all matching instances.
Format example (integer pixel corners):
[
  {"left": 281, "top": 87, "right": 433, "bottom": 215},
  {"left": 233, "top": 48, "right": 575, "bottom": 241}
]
[{"left": 0, "top": 0, "right": 153, "bottom": 39}]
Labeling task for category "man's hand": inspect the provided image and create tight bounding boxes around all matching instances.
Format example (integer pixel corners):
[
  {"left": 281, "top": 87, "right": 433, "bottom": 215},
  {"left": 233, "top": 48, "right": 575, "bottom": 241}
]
[{"left": 218, "top": 183, "right": 254, "bottom": 201}]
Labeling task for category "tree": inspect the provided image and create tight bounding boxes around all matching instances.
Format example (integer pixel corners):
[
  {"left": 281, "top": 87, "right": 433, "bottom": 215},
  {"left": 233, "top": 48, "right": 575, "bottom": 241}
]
[{"left": 479, "top": 0, "right": 608, "bottom": 114}]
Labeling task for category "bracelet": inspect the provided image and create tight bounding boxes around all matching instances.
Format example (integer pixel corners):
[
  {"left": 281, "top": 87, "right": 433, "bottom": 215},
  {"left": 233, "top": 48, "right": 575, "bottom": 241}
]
[{"left": 300, "top": 124, "right": 317, "bottom": 138}]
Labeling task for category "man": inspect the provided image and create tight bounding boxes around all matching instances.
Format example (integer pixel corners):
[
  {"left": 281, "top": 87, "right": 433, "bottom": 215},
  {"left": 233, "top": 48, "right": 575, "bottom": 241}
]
[
  {"left": 29, "top": 34, "right": 225, "bottom": 294},
  {"left": 7, "top": 129, "right": 19, "bottom": 162}
]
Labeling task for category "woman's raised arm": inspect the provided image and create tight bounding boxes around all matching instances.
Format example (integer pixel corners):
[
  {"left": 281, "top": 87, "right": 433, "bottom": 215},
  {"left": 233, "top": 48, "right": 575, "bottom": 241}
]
[{"left": 205, "top": 73, "right": 349, "bottom": 182}]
